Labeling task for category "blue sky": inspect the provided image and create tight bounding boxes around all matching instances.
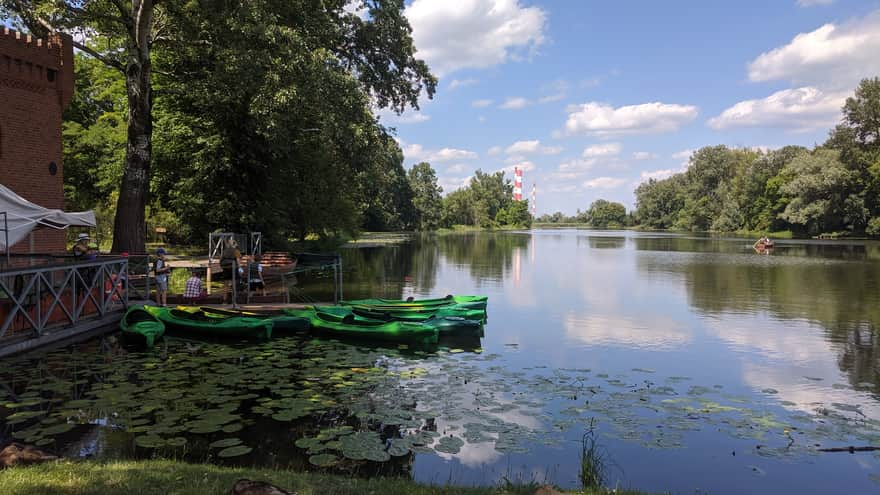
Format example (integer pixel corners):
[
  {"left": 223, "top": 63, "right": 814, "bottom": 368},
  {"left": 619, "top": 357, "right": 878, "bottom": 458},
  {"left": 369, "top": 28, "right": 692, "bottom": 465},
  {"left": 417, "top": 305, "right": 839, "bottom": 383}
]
[{"left": 379, "top": 0, "right": 880, "bottom": 215}]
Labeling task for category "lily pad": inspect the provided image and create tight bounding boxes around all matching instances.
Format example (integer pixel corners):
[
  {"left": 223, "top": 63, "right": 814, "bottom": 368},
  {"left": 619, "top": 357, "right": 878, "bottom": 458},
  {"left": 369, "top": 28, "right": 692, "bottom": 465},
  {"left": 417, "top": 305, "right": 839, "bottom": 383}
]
[
  {"left": 209, "top": 438, "right": 243, "bottom": 449},
  {"left": 309, "top": 453, "right": 339, "bottom": 467},
  {"left": 217, "top": 445, "right": 253, "bottom": 458}
]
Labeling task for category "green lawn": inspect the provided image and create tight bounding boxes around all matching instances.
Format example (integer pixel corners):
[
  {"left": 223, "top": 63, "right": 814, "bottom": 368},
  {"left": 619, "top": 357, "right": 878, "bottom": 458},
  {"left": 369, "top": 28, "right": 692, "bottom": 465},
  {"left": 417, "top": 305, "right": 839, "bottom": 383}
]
[{"left": 0, "top": 459, "right": 651, "bottom": 495}]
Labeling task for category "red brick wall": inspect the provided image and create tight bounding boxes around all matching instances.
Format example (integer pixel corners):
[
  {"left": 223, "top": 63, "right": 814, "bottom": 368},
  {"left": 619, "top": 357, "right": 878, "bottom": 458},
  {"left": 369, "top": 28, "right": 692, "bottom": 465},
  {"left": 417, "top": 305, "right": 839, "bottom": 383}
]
[{"left": 0, "top": 28, "right": 74, "bottom": 254}]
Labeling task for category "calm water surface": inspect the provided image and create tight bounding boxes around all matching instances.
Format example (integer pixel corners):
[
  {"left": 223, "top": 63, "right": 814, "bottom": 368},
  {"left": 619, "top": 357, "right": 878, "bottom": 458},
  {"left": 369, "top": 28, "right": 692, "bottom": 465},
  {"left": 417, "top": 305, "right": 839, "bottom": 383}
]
[
  {"left": 2, "top": 230, "right": 879, "bottom": 494},
  {"left": 342, "top": 230, "right": 880, "bottom": 493}
]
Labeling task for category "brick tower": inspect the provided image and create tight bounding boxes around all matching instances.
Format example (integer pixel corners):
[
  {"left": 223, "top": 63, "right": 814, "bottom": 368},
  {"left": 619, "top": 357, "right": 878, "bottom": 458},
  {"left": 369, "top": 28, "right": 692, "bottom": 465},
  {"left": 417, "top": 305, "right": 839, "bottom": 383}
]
[{"left": 0, "top": 27, "right": 74, "bottom": 254}]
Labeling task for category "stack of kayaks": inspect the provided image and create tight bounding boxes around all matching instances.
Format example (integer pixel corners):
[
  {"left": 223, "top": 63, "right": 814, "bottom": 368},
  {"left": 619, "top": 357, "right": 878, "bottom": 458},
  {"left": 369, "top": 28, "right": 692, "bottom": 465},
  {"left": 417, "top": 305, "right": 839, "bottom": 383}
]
[
  {"left": 120, "top": 305, "right": 165, "bottom": 348},
  {"left": 341, "top": 295, "right": 488, "bottom": 311},
  {"left": 121, "top": 295, "right": 487, "bottom": 347},
  {"left": 285, "top": 295, "right": 488, "bottom": 344},
  {"left": 194, "top": 306, "right": 311, "bottom": 333},
  {"left": 143, "top": 305, "right": 273, "bottom": 340},
  {"left": 286, "top": 307, "right": 440, "bottom": 345}
]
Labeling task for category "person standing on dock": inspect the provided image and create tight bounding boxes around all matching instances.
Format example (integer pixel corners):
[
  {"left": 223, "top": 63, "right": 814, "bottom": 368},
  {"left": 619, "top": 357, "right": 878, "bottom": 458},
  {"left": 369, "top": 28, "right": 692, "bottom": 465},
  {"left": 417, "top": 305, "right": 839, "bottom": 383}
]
[{"left": 154, "top": 248, "right": 170, "bottom": 307}]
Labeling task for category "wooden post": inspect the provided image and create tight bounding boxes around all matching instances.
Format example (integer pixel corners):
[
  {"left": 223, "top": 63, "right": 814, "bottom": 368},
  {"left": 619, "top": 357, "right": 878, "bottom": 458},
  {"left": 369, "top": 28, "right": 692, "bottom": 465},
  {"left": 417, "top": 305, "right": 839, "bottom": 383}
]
[{"left": 206, "top": 260, "right": 212, "bottom": 295}]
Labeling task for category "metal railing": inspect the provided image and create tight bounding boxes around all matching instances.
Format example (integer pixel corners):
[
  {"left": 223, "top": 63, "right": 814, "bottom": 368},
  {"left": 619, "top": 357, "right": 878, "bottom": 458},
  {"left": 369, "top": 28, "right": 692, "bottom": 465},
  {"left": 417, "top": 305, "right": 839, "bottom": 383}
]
[
  {"left": 280, "top": 253, "right": 343, "bottom": 305},
  {"left": 0, "top": 257, "right": 129, "bottom": 341}
]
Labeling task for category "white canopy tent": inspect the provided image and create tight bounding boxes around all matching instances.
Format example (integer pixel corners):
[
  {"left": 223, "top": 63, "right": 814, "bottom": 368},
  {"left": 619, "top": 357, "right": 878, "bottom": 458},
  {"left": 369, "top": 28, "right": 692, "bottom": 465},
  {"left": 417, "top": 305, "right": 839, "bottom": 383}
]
[{"left": 0, "top": 184, "right": 96, "bottom": 252}]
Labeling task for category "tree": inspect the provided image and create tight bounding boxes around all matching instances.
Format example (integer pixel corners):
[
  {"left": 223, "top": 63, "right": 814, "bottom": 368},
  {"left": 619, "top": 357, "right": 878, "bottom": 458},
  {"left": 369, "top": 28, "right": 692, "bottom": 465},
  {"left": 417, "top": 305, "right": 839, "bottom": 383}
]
[
  {"left": 496, "top": 200, "right": 532, "bottom": 228},
  {"left": 585, "top": 199, "right": 627, "bottom": 228},
  {"left": 779, "top": 149, "right": 864, "bottom": 235},
  {"left": 408, "top": 162, "right": 443, "bottom": 230},
  {"left": 2, "top": 0, "right": 160, "bottom": 252},
  {"left": 3, "top": 0, "right": 437, "bottom": 250}
]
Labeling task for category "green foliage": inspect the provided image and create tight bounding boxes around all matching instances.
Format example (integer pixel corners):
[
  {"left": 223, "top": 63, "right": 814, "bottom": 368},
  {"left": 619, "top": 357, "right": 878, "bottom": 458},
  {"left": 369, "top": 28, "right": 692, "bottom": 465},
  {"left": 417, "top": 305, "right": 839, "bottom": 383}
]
[
  {"left": 440, "top": 170, "right": 523, "bottom": 229},
  {"left": 408, "top": 162, "right": 444, "bottom": 230},
  {"left": 867, "top": 217, "right": 880, "bottom": 237},
  {"left": 634, "top": 79, "right": 880, "bottom": 236},
  {"left": 585, "top": 199, "right": 627, "bottom": 228},
  {"left": 496, "top": 200, "right": 532, "bottom": 228},
  {"left": 6, "top": 0, "right": 437, "bottom": 247},
  {"left": 778, "top": 149, "right": 864, "bottom": 235}
]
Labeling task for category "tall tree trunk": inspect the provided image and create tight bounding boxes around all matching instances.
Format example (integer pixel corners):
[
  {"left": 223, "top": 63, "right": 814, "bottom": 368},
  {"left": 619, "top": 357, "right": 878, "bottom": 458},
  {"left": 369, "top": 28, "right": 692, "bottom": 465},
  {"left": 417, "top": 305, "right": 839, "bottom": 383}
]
[{"left": 111, "top": 1, "right": 154, "bottom": 254}]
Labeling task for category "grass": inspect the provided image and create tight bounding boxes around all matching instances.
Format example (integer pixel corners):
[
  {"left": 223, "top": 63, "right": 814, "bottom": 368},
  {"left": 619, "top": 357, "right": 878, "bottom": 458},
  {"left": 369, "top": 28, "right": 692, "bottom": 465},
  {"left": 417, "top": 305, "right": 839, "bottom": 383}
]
[
  {"left": 579, "top": 420, "right": 607, "bottom": 491},
  {"left": 0, "top": 459, "right": 653, "bottom": 495}
]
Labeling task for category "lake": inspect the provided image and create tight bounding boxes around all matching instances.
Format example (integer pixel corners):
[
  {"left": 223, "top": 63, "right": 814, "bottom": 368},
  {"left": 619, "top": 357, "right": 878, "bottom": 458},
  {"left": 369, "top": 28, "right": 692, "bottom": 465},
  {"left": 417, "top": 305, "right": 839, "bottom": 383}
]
[{"left": 2, "top": 229, "right": 879, "bottom": 494}]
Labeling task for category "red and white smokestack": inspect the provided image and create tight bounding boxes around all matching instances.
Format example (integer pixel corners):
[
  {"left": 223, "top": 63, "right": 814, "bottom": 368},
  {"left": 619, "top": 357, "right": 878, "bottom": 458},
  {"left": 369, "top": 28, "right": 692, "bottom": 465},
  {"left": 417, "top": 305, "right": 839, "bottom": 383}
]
[{"left": 514, "top": 167, "right": 523, "bottom": 201}]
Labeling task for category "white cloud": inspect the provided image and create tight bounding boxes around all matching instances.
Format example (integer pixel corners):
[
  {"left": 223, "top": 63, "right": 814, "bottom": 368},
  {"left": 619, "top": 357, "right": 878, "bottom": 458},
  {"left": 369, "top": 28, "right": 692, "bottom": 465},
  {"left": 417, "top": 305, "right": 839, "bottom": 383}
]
[
  {"left": 447, "top": 163, "right": 467, "bottom": 173},
  {"left": 538, "top": 93, "right": 565, "bottom": 104},
  {"left": 472, "top": 99, "right": 494, "bottom": 108},
  {"left": 478, "top": 116, "right": 487, "bottom": 123},
  {"left": 632, "top": 151, "right": 657, "bottom": 160},
  {"left": 385, "top": 112, "right": 430, "bottom": 124},
  {"left": 708, "top": 86, "right": 846, "bottom": 131},
  {"left": 406, "top": 0, "right": 547, "bottom": 76},
  {"left": 671, "top": 149, "right": 694, "bottom": 161},
  {"left": 433, "top": 147, "right": 479, "bottom": 162},
  {"left": 498, "top": 160, "right": 537, "bottom": 175},
  {"left": 438, "top": 175, "right": 472, "bottom": 193},
  {"left": 796, "top": 0, "right": 835, "bottom": 6},
  {"left": 403, "top": 143, "right": 478, "bottom": 163},
  {"left": 747, "top": 13, "right": 880, "bottom": 90},
  {"left": 487, "top": 146, "right": 502, "bottom": 156},
  {"left": 564, "top": 101, "right": 699, "bottom": 137},
  {"left": 504, "top": 140, "right": 562, "bottom": 155},
  {"left": 449, "top": 78, "right": 478, "bottom": 90},
  {"left": 639, "top": 168, "right": 679, "bottom": 182},
  {"left": 583, "top": 177, "right": 627, "bottom": 189},
  {"left": 500, "top": 97, "right": 530, "bottom": 110},
  {"left": 582, "top": 143, "right": 622, "bottom": 158}
]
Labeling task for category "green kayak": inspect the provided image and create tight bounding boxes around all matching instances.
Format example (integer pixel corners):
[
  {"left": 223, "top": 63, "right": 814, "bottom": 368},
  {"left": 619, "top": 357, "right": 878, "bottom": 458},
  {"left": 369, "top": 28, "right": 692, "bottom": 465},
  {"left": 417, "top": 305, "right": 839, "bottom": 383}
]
[
  {"left": 120, "top": 305, "right": 165, "bottom": 348},
  {"left": 143, "top": 306, "right": 272, "bottom": 340},
  {"left": 286, "top": 307, "right": 437, "bottom": 345},
  {"left": 311, "top": 306, "right": 484, "bottom": 337},
  {"left": 341, "top": 294, "right": 488, "bottom": 311},
  {"left": 346, "top": 304, "right": 486, "bottom": 323},
  {"left": 181, "top": 306, "right": 311, "bottom": 333}
]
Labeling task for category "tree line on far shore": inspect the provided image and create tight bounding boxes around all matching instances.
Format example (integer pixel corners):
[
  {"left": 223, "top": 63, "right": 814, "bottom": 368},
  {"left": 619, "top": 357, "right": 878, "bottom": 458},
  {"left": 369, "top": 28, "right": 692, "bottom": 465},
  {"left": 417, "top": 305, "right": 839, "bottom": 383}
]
[
  {"left": 541, "top": 78, "right": 880, "bottom": 237},
  {"left": 634, "top": 78, "right": 880, "bottom": 237}
]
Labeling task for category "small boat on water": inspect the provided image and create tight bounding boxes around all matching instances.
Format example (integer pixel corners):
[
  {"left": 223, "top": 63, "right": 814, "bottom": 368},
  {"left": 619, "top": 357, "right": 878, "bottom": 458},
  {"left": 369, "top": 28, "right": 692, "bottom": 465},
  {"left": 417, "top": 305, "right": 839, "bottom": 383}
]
[
  {"left": 187, "top": 306, "right": 311, "bottom": 333},
  {"left": 311, "top": 305, "right": 484, "bottom": 337},
  {"left": 286, "top": 307, "right": 438, "bottom": 345},
  {"left": 120, "top": 305, "right": 165, "bottom": 348},
  {"left": 341, "top": 295, "right": 488, "bottom": 311},
  {"left": 344, "top": 304, "right": 486, "bottom": 323},
  {"left": 143, "top": 306, "right": 273, "bottom": 340}
]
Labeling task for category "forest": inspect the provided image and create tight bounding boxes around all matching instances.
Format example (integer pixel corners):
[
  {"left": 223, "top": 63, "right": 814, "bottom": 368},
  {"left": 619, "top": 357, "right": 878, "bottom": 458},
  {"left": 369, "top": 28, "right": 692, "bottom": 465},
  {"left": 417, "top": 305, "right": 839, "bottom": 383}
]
[
  {"left": 634, "top": 78, "right": 880, "bottom": 237},
  {"left": 1, "top": 0, "right": 527, "bottom": 251}
]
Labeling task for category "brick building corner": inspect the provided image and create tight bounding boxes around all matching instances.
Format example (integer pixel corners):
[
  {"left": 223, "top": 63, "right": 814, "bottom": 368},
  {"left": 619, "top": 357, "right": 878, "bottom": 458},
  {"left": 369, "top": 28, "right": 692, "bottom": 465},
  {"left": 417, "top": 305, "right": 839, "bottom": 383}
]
[{"left": 0, "top": 27, "right": 74, "bottom": 254}]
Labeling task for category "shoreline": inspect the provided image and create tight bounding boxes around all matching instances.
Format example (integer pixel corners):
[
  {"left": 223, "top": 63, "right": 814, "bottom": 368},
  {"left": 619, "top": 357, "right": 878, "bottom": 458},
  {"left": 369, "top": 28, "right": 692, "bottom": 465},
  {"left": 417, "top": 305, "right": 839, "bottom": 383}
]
[{"left": 0, "top": 459, "right": 650, "bottom": 495}]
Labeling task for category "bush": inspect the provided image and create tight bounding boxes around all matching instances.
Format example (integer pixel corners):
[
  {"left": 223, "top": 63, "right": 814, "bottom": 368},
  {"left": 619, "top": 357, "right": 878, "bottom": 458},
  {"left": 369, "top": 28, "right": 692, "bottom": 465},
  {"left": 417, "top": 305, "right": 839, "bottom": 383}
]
[{"left": 867, "top": 217, "right": 880, "bottom": 237}]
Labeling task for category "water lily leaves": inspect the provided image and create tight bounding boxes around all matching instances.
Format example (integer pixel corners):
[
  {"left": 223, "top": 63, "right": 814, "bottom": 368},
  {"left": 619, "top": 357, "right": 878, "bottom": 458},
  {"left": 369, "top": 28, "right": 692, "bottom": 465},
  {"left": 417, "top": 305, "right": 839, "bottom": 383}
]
[
  {"left": 339, "top": 431, "right": 388, "bottom": 461},
  {"left": 210, "top": 438, "right": 243, "bottom": 449},
  {"left": 41, "top": 423, "right": 76, "bottom": 436},
  {"left": 135, "top": 435, "right": 165, "bottom": 448},
  {"left": 386, "top": 438, "right": 411, "bottom": 457},
  {"left": 222, "top": 423, "right": 244, "bottom": 433},
  {"left": 166, "top": 437, "right": 188, "bottom": 447},
  {"left": 434, "top": 436, "right": 464, "bottom": 454},
  {"left": 309, "top": 453, "right": 339, "bottom": 467},
  {"left": 217, "top": 445, "right": 253, "bottom": 458}
]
